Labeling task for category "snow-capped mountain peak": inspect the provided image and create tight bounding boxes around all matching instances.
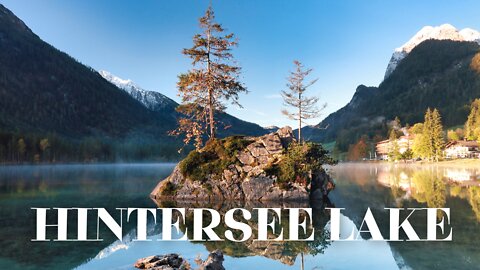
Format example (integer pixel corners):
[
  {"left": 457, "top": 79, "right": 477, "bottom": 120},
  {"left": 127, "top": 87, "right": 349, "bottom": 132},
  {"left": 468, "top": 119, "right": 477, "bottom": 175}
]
[
  {"left": 385, "top": 24, "right": 480, "bottom": 79},
  {"left": 459, "top": 28, "right": 480, "bottom": 42},
  {"left": 99, "top": 70, "right": 135, "bottom": 88},
  {"left": 99, "top": 70, "right": 177, "bottom": 111}
]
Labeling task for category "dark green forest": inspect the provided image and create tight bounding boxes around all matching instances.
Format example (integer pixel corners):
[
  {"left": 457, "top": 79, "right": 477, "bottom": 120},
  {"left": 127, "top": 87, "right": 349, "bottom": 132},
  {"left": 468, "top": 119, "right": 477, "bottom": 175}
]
[
  {"left": 0, "top": 4, "right": 267, "bottom": 163},
  {"left": 304, "top": 40, "right": 480, "bottom": 152}
]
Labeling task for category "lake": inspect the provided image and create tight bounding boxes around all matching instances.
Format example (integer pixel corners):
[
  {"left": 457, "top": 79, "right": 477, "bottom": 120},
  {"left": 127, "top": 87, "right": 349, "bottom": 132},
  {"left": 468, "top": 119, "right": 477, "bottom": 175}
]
[{"left": 0, "top": 163, "right": 479, "bottom": 270}]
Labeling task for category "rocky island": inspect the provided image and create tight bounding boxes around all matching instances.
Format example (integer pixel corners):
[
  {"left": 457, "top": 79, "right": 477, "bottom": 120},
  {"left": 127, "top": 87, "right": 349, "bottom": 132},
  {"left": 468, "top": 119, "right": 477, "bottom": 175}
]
[{"left": 150, "top": 127, "right": 335, "bottom": 202}]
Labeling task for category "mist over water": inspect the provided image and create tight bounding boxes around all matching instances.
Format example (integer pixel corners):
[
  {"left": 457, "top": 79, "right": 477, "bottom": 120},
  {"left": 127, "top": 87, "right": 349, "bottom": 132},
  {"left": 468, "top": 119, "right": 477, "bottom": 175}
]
[{"left": 0, "top": 163, "right": 479, "bottom": 269}]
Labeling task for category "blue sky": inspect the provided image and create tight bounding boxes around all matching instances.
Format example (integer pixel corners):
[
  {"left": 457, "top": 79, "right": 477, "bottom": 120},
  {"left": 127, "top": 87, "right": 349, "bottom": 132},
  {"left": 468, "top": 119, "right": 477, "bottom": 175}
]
[{"left": 2, "top": 0, "right": 480, "bottom": 127}]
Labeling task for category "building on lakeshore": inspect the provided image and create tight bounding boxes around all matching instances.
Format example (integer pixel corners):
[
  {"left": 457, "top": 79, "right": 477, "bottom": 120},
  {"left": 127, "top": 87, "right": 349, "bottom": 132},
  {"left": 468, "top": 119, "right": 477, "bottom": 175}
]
[
  {"left": 444, "top": 140, "right": 480, "bottom": 159},
  {"left": 375, "top": 135, "right": 414, "bottom": 160}
]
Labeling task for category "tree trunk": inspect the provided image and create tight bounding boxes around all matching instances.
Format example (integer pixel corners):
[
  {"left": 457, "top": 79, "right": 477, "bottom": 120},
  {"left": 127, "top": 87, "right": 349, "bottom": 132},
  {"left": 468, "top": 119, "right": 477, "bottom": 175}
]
[
  {"left": 300, "top": 252, "right": 304, "bottom": 270},
  {"left": 206, "top": 22, "right": 215, "bottom": 139},
  {"left": 299, "top": 117, "right": 302, "bottom": 143},
  {"left": 298, "top": 91, "right": 302, "bottom": 143},
  {"left": 208, "top": 88, "right": 215, "bottom": 139}
]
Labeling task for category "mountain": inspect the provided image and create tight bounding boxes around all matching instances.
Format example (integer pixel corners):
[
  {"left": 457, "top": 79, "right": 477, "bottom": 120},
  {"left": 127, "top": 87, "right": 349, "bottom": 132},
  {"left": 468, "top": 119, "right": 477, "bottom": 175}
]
[
  {"left": 263, "top": 125, "right": 280, "bottom": 133},
  {"left": 98, "top": 70, "right": 269, "bottom": 138},
  {"left": 0, "top": 4, "right": 267, "bottom": 162},
  {"left": 306, "top": 25, "right": 480, "bottom": 152},
  {"left": 0, "top": 5, "right": 164, "bottom": 138},
  {"left": 99, "top": 70, "right": 177, "bottom": 112},
  {"left": 385, "top": 24, "right": 480, "bottom": 78}
]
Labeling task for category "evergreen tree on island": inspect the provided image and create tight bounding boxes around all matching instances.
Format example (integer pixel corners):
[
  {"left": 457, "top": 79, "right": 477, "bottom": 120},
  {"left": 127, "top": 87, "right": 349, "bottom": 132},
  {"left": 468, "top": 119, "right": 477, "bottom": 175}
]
[
  {"left": 281, "top": 61, "right": 326, "bottom": 143},
  {"left": 171, "top": 5, "right": 246, "bottom": 149}
]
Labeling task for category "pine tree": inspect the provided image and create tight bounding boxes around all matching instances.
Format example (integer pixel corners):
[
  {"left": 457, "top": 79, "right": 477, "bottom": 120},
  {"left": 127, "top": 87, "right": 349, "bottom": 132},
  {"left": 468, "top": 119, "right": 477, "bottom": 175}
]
[
  {"left": 447, "top": 130, "right": 460, "bottom": 141},
  {"left": 281, "top": 60, "right": 326, "bottom": 142},
  {"left": 431, "top": 108, "right": 445, "bottom": 161},
  {"left": 465, "top": 99, "right": 480, "bottom": 140},
  {"left": 172, "top": 6, "right": 246, "bottom": 149},
  {"left": 421, "top": 108, "right": 434, "bottom": 160},
  {"left": 418, "top": 108, "right": 444, "bottom": 161}
]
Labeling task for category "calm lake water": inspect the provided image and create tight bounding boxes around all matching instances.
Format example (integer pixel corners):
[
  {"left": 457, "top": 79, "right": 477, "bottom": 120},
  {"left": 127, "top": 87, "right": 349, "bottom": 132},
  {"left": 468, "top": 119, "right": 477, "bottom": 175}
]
[{"left": 0, "top": 163, "right": 479, "bottom": 270}]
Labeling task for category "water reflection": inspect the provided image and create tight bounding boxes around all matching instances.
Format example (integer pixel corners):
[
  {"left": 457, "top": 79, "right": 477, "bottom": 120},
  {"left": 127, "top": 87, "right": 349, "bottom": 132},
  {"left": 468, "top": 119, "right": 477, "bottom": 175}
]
[
  {"left": 0, "top": 163, "right": 177, "bottom": 270},
  {"left": 363, "top": 163, "right": 480, "bottom": 220},
  {"left": 330, "top": 163, "right": 480, "bottom": 270},
  {"left": 153, "top": 200, "right": 331, "bottom": 266},
  {"left": 78, "top": 199, "right": 400, "bottom": 270},
  {"left": 1, "top": 163, "right": 479, "bottom": 269}
]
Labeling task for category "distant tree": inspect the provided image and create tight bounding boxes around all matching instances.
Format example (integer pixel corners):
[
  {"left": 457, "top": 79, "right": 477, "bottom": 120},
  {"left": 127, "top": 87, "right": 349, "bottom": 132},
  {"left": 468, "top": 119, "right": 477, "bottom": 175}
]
[
  {"left": 447, "top": 129, "right": 461, "bottom": 141},
  {"left": 409, "top": 123, "right": 424, "bottom": 159},
  {"left": 39, "top": 138, "right": 50, "bottom": 161},
  {"left": 281, "top": 60, "right": 326, "bottom": 142},
  {"left": 409, "top": 123, "right": 424, "bottom": 135},
  {"left": 17, "top": 138, "right": 26, "bottom": 162},
  {"left": 347, "top": 137, "right": 367, "bottom": 161},
  {"left": 417, "top": 108, "right": 444, "bottom": 161},
  {"left": 171, "top": 5, "right": 247, "bottom": 149},
  {"left": 412, "top": 133, "right": 425, "bottom": 159},
  {"left": 401, "top": 148, "right": 413, "bottom": 161},
  {"left": 387, "top": 129, "right": 401, "bottom": 161},
  {"left": 465, "top": 99, "right": 480, "bottom": 140},
  {"left": 471, "top": 52, "right": 480, "bottom": 74},
  {"left": 455, "top": 128, "right": 465, "bottom": 140},
  {"left": 431, "top": 109, "right": 445, "bottom": 161},
  {"left": 420, "top": 108, "right": 434, "bottom": 159}
]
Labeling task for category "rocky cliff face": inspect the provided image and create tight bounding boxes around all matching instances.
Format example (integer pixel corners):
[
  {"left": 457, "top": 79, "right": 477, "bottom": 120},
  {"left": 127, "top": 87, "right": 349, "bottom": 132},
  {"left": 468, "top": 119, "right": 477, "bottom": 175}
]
[{"left": 150, "top": 127, "right": 334, "bottom": 202}]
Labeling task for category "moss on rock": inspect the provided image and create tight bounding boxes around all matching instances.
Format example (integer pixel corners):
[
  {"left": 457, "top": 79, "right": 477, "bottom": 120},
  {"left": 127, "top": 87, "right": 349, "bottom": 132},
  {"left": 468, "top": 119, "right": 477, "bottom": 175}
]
[{"left": 179, "top": 136, "right": 252, "bottom": 183}]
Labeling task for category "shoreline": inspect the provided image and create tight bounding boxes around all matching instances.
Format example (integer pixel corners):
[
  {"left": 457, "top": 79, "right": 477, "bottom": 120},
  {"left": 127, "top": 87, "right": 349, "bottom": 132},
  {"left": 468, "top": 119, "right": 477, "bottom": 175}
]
[
  {"left": 340, "top": 159, "right": 480, "bottom": 167},
  {"left": 0, "top": 161, "right": 179, "bottom": 167}
]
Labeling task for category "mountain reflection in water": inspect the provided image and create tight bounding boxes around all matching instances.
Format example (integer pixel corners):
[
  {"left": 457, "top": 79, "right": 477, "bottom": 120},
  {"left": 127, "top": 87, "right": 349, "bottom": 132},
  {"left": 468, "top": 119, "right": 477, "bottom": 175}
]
[
  {"left": 329, "top": 163, "right": 480, "bottom": 270},
  {"left": 77, "top": 200, "right": 399, "bottom": 270},
  {"left": 0, "top": 163, "right": 479, "bottom": 269}
]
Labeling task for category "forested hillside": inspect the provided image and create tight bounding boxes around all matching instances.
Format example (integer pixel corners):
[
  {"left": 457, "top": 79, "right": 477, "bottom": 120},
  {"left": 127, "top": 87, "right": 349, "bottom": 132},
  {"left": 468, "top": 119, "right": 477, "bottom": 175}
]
[
  {"left": 304, "top": 40, "right": 480, "bottom": 152},
  {"left": 0, "top": 4, "right": 267, "bottom": 162}
]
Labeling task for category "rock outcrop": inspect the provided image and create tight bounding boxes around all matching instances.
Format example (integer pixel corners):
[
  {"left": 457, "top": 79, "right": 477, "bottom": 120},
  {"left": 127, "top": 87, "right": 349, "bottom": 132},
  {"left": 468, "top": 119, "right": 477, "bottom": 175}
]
[
  {"left": 197, "top": 250, "right": 225, "bottom": 270},
  {"left": 134, "top": 253, "right": 190, "bottom": 270},
  {"left": 134, "top": 250, "right": 225, "bottom": 270},
  {"left": 151, "top": 127, "right": 334, "bottom": 202}
]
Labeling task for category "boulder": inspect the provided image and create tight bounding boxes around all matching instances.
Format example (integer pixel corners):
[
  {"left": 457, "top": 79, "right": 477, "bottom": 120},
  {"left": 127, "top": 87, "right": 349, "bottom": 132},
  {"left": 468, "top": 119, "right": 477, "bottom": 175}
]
[
  {"left": 241, "top": 176, "right": 276, "bottom": 201},
  {"left": 222, "top": 165, "right": 239, "bottom": 182},
  {"left": 242, "top": 165, "right": 253, "bottom": 173},
  {"left": 256, "top": 155, "right": 269, "bottom": 165},
  {"left": 217, "top": 181, "right": 245, "bottom": 201},
  {"left": 260, "top": 133, "right": 283, "bottom": 154},
  {"left": 198, "top": 250, "right": 225, "bottom": 270},
  {"left": 134, "top": 254, "right": 189, "bottom": 270},
  {"left": 237, "top": 150, "right": 254, "bottom": 165},
  {"left": 310, "top": 169, "right": 335, "bottom": 200},
  {"left": 247, "top": 142, "right": 269, "bottom": 157},
  {"left": 276, "top": 126, "right": 295, "bottom": 147}
]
